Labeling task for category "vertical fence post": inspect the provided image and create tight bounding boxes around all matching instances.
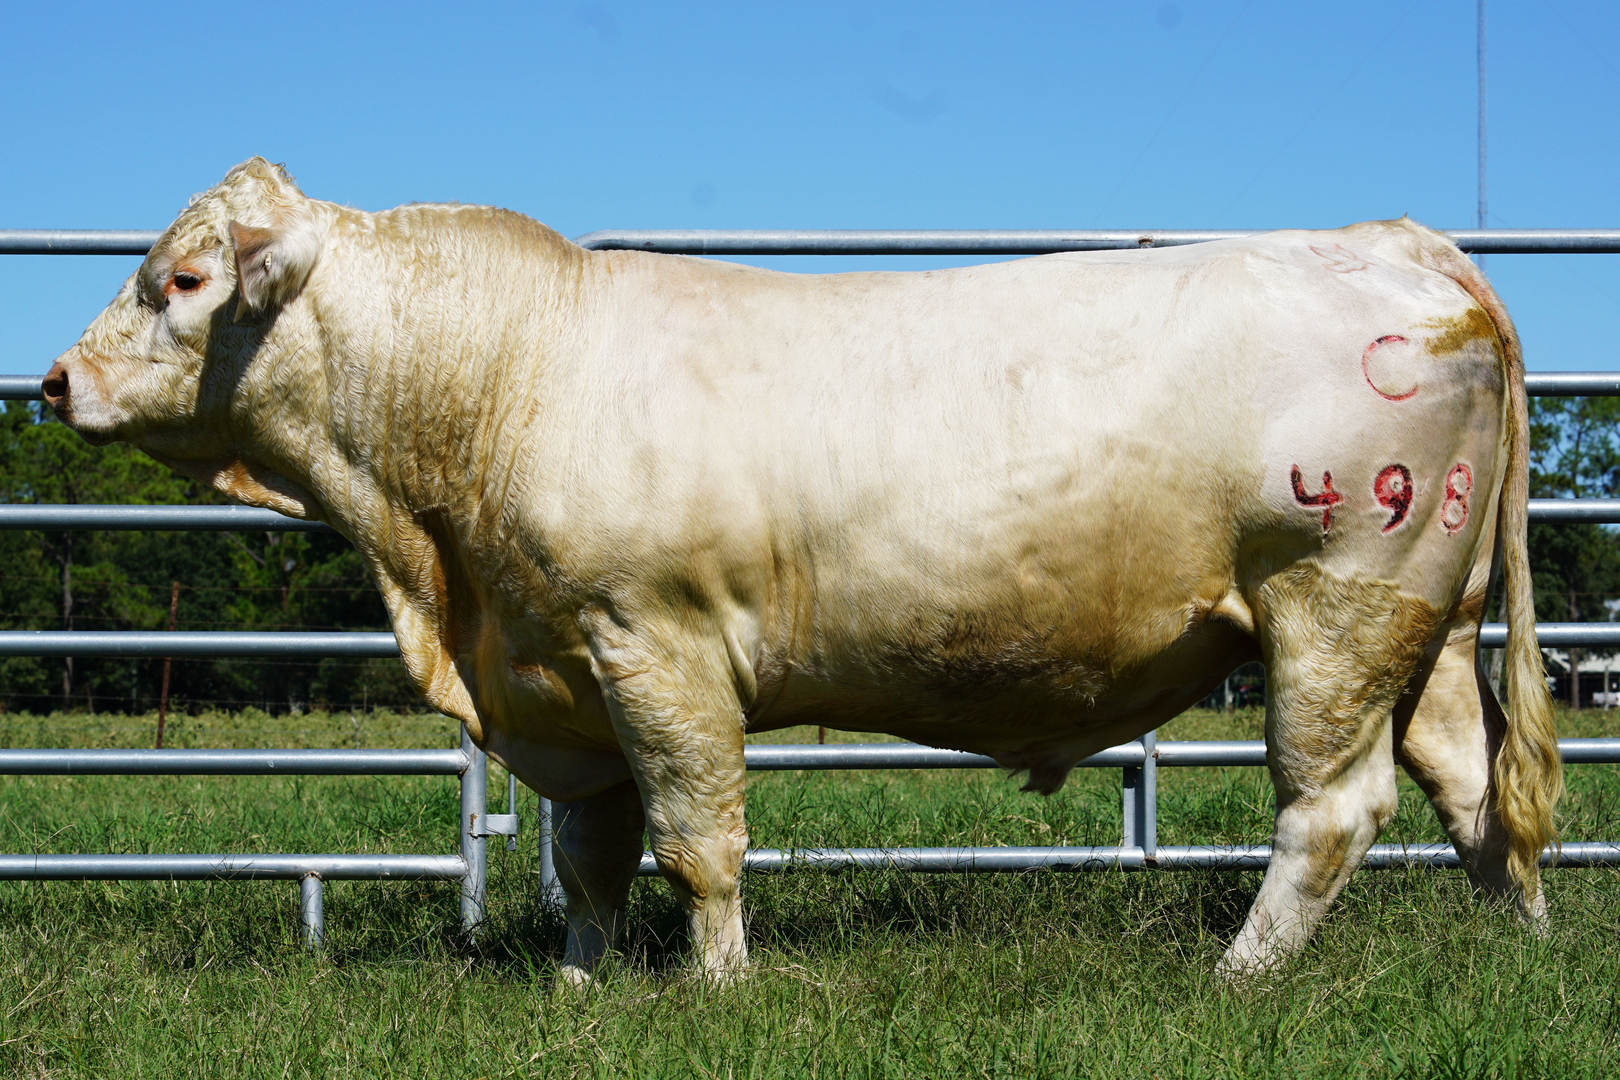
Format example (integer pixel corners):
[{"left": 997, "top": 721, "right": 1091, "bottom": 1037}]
[
  {"left": 459, "top": 725, "right": 488, "bottom": 933},
  {"left": 299, "top": 873, "right": 325, "bottom": 949},
  {"left": 1121, "top": 730, "right": 1158, "bottom": 863},
  {"left": 537, "top": 796, "right": 563, "bottom": 907}
]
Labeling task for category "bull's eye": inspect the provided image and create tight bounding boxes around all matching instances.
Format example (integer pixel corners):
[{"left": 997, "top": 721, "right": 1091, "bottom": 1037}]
[{"left": 172, "top": 271, "right": 204, "bottom": 293}]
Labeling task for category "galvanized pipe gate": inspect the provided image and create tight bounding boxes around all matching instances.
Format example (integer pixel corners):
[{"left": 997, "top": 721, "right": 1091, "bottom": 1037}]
[{"left": 4, "top": 227, "right": 1620, "bottom": 946}]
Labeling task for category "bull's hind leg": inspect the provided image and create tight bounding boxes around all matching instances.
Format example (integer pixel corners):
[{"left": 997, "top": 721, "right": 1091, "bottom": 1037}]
[
  {"left": 1219, "top": 565, "right": 1441, "bottom": 975},
  {"left": 580, "top": 609, "right": 750, "bottom": 979},
  {"left": 552, "top": 778, "right": 647, "bottom": 984},
  {"left": 1394, "top": 626, "right": 1544, "bottom": 920}
]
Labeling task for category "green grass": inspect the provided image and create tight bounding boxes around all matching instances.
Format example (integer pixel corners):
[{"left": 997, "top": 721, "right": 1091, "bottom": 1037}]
[{"left": 0, "top": 707, "right": 1614, "bottom": 1076}]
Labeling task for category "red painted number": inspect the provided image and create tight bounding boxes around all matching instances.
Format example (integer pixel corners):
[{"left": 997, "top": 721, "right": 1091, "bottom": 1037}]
[
  {"left": 1373, "top": 464, "right": 1413, "bottom": 533},
  {"left": 1291, "top": 465, "right": 1343, "bottom": 533},
  {"left": 1442, "top": 463, "right": 1472, "bottom": 534}
]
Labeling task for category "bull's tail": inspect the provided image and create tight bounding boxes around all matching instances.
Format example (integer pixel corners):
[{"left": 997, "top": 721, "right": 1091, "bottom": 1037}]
[{"left": 1418, "top": 228, "right": 1561, "bottom": 898}]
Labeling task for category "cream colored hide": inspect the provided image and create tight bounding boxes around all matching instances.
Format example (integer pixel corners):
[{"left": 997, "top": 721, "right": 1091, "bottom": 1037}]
[{"left": 46, "top": 160, "right": 1559, "bottom": 981}]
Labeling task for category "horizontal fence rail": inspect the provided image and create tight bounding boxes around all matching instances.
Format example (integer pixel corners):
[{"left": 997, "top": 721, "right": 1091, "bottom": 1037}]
[
  {"left": 0, "top": 623, "right": 1614, "bottom": 655},
  {"left": 0, "top": 748, "right": 467, "bottom": 775},
  {"left": 0, "top": 499, "right": 1617, "bottom": 531},
  {"left": 572, "top": 228, "right": 1620, "bottom": 256},
  {"left": 0, "top": 854, "right": 469, "bottom": 881},
  {"left": 652, "top": 840, "right": 1620, "bottom": 876},
  {"left": 0, "top": 503, "right": 329, "bottom": 530},
  {"left": 8, "top": 738, "right": 1615, "bottom": 890},
  {"left": 10, "top": 228, "right": 1620, "bottom": 257},
  {"left": 0, "top": 631, "right": 399, "bottom": 657},
  {"left": 745, "top": 738, "right": 1620, "bottom": 772},
  {"left": 1478, "top": 624, "right": 1620, "bottom": 648},
  {"left": 1526, "top": 499, "right": 1620, "bottom": 523},
  {"left": 1525, "top": 372, "right": 1620, "bottom": 396},
  {"left": 0, "top": 230, "right": 164, "bottom": 255},
  {"left": 3, "top": 738, "right": 1616, "bottom": 780}
]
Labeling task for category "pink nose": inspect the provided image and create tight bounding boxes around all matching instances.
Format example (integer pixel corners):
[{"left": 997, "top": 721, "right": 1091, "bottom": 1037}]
[{"left": 41, "top": 362, "right": 67, "bottom": 410}]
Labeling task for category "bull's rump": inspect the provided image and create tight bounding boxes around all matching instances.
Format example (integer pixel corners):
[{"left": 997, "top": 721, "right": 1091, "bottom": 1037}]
[{"left": 518, "top": 222, "right": 1504, "bottom": 749}]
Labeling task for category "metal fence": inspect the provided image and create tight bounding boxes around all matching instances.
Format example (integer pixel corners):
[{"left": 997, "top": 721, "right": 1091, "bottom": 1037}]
[
  {"left": 4, "top": 228, "right": 1620, "bottom": 943},
  {"left": 0, "top": 735, "right": 512, "bottom": 948}
]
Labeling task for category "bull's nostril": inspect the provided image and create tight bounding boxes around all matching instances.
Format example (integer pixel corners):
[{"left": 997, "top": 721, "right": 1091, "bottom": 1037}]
[{"left": 41, "top": 364, "right": 68, "bottom": 407}]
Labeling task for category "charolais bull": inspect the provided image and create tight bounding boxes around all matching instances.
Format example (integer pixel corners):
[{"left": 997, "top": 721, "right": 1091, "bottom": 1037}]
[{"left": 44, "top": 159, "right": 1559, "bottom": 979}]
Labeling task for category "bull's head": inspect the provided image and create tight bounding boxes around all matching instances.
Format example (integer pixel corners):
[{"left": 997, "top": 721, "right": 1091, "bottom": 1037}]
[{"left": 43, "top": 158, "right": 330, "bottom": 519}]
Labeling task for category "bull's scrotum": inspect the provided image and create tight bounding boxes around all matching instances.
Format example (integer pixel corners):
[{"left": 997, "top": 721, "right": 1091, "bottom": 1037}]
[{"left": 45, "top": 159, "right": 1560, "bottom": 983}]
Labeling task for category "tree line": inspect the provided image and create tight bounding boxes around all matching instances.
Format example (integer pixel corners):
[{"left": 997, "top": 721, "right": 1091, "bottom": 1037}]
[
  {"left": 2, "top": 395, "right": 1618, "bottom": 716},
  {"left": 1525, "top": 396, "right": 1620, "bottom": 707}
]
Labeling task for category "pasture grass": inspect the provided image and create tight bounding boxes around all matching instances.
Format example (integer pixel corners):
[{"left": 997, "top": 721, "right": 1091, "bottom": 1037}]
[{"left": 0, "top": 707, "right": 1613, "bottom": 1076}]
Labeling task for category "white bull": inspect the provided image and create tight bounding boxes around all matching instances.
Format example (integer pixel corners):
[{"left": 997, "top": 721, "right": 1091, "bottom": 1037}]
[{"left": 44, "top": 159, "right": 1560, "bottom": 979}]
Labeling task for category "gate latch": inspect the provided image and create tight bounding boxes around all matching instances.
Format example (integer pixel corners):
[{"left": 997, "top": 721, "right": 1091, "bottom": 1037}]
[{"left": 470, "top": 813, "right": 518, "bottom": 838}]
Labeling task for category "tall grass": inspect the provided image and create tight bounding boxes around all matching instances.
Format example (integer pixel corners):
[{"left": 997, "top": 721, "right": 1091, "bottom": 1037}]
[{"left": 0, "top": 707, "right": 1613, "bottom": 1077}]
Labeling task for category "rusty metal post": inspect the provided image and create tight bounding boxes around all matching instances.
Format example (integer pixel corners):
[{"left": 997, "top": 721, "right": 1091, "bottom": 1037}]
[{"left": 155, "top": 581, "right": 179, "bottom": 748}]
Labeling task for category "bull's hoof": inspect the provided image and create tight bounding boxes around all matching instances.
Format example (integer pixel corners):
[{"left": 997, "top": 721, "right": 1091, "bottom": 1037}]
[
  {"left": 553, "top": 963, "right": 601, "bottom": 991},
  {"left": 682, "top": 961, "right": 749, "bottom": 989},
  {"left": 686, "top": 942, "right": 750, "bottom": 986},
  {"left": 1214, "top": 947, "right": 1283, "bottom": 983},
  {"left": 702, "top": 960, "right": 749, "bottom": 985},
  {"left": 1518, "top": 887, "right": 1549, "bottom": 936}
]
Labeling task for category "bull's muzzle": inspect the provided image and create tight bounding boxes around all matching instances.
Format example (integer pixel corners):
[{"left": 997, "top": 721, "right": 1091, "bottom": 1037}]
[{"left": 41, "top": 361, "right": 68, "bottom": 412}]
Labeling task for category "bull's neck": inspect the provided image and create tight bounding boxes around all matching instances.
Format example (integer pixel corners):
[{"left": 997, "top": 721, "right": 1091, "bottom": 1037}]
[{"left": 308, "top": 205, "right": 586, "bottom": 532}]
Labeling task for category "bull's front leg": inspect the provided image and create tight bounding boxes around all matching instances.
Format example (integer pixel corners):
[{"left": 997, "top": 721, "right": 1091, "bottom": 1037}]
[{"left": 580, "top": 608, "right": 751, "bottom": 979}]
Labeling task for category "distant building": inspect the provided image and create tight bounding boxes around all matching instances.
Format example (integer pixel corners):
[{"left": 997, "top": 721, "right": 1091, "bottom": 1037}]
[{"left": 1542, "top": 649, "right": 1620, "bottom": 708}]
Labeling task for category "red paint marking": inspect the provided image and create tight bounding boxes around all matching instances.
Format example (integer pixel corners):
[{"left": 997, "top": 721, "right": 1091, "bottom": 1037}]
[
  {"left": 1310, "top": 243, "right": 1369, "bottom": 272},
  {"left": 1291, "top": 465, "right": 1343, "bottom": 533},
  {"left": 1442, "top": 463, "right": 1473, "bottom": 534},
  {"left": 1361, "top": 335, "right": 1416, "bottom": 401},
  {"left": 1373, "top": 464, "right": 1413, "bottom": 533}
]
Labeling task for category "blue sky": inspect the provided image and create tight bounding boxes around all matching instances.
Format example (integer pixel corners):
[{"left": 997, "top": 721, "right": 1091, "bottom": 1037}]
[{"left": 2, "top": 1, "right": 1617, "bottom": 376}]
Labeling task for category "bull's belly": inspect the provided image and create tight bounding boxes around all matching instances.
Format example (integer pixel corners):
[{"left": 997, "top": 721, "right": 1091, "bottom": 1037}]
[{"left": 746, "top": 620, "right": 1258, "bottom": 775}]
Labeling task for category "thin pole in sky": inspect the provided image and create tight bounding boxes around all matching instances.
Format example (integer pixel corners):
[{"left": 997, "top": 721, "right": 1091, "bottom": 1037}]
[{"left": 1478, "top": 0, "right": 1488, "bottom": 270}]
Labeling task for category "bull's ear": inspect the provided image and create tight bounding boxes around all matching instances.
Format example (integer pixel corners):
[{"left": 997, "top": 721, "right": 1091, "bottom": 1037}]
[{"left": 229, "top": 216, "right": 321, "bottom": 320}]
